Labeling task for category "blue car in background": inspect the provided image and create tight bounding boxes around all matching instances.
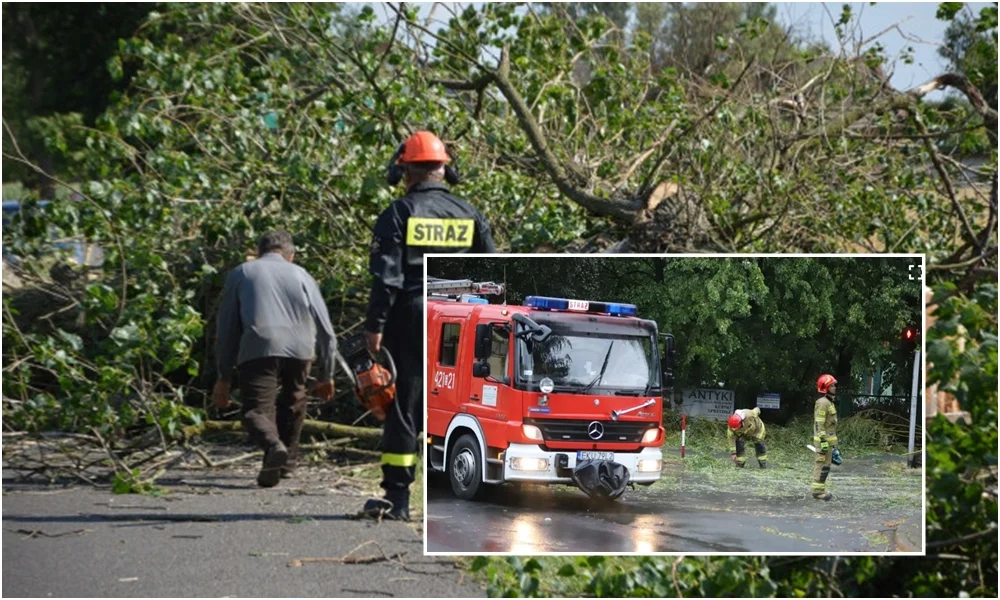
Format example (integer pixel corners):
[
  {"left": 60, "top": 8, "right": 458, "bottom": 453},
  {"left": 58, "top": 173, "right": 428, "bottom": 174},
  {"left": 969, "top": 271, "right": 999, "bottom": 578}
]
[{"left": 2, "top": 199, "right": 102, "bottom": 266}]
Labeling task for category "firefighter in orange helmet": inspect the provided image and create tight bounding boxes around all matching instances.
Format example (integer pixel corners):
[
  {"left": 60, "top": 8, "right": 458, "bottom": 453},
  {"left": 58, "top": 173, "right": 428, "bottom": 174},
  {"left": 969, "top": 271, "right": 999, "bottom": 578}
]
[
  {"left": 812, "top": 373, "right": 839, "bottom": 500},
  {"left": 362, "top": 131, "right": 495, "bottom": 521},
  {"left": 727, "top": 407, "right": 768, "bottom": 468}
]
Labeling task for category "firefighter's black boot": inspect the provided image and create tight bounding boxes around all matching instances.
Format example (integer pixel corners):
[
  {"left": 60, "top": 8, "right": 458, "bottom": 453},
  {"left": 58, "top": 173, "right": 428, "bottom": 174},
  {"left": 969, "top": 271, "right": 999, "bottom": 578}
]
[
  {"left": 362, "top": 489, "right": 410, "bottom": 522},
  {"left": 813, "top": 492, "right": 833, "bottom": 501},
  {"left": 758, "top": 461, "right": 768, "bottom": 469}
]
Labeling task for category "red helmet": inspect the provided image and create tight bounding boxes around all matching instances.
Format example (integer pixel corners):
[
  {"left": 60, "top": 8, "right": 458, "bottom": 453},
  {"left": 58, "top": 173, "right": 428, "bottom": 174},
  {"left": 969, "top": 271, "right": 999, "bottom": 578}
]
[
  {"left": 727, "top": 413, "right": 743, "bottom": 430},
  {"left": 399, "top": 131, "right": 450, "bottom": 164},
  {"left": 817, "top": 374, "right": 837, "bottom": 394}
]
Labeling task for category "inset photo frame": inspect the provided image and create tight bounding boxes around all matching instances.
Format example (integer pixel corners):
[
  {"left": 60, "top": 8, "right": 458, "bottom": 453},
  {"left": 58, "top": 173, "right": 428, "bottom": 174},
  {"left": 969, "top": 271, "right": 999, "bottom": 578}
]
[{"left": 422, "top": 254, "right": 927, "bottom": 557}]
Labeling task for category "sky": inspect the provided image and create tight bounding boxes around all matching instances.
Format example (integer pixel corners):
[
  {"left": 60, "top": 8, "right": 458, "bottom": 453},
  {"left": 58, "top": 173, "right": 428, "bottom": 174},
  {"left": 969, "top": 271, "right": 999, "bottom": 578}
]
[
  {"left": 369, "top": 1, "right": 993, "bottom": 97},
  {"left": 774, "top": 2, "right": 993, "bottom": 90}
]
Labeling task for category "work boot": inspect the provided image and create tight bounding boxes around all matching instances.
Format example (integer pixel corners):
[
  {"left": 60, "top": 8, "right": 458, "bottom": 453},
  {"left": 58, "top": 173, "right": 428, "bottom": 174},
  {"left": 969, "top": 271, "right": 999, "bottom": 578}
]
[
  {"left": 362, "top": 491, "right": 410, "bottom": 522},
  {"left": 813, "top": 492, "right": 833, "bottom": 502},
  {"left": 758, "top": 462, "right": 767, "bottom": 469},
  {"left": 256, "top": 441, "right": 288, "bottom": 488}
]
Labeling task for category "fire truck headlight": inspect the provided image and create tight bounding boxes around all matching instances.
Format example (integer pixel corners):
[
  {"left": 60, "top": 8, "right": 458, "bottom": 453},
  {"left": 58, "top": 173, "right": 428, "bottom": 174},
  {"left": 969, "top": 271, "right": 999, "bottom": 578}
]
[
  {"left": 511, "top": 457, "right": 550, "bottom": 471},
  {"left": 641, "top": 428, "right": 659, "bottom": 444},
  {"left": 522, "top": 424, "right": 544, "bottom": 441},
  {"left": 637, "top": 459, "right": 662, "bottom": 473}
]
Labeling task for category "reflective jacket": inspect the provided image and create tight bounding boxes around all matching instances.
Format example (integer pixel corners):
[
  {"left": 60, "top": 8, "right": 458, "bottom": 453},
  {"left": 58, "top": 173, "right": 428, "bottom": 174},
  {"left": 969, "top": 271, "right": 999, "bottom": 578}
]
[
  {"left": 365, "top": 181, "right": 495, "bottom": 333},
  {"left": 813, "top": 395, "right": 838, "bottom": 446},
  {"left": 727, "top": 407, "right": 766, "bottom": 453}
]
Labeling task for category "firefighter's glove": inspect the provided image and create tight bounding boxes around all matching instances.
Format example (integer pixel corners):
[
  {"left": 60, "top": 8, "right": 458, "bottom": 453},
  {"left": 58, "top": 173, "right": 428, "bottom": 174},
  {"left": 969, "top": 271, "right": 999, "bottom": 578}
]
[{"left": 832, "top": 447, "right": 843, "bottom": 466}]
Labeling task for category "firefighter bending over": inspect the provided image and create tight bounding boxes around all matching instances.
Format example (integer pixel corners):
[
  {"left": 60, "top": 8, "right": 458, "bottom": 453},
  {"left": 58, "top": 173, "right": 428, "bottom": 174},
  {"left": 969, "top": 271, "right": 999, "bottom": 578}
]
[
  {"left": 727, "top": 407, "right": 768, "bottom": 468},
  {"left": 363, "top": 131, "right": 495, "bottom": 521},
  {"left": 812, "top": 374, "right": 839, "bottom": 501}
]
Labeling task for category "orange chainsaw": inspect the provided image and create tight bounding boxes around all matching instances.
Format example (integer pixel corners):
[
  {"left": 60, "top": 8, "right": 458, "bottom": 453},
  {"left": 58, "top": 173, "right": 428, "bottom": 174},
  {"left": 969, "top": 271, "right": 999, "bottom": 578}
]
[{"left": 336, "top": 332, "right": 397, "bottom": 421}]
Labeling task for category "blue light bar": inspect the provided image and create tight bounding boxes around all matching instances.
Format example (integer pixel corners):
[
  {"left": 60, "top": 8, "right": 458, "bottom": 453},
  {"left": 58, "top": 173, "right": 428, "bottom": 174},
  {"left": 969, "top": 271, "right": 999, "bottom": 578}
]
[
  {"left": 524, "top": 296, "right": 569, "bottom": 310},
  {"left": 524, "top": 296, "right": 638, "bottom": 317},
  {"left": 462, "top": 295, "right": 489, "bottom": 304}
]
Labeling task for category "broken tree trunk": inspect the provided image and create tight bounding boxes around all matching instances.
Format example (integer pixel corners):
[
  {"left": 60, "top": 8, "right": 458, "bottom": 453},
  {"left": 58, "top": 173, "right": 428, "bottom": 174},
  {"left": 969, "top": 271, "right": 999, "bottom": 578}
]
[{"left": 181, "top": 420, "right": 382, "bottom": 442}]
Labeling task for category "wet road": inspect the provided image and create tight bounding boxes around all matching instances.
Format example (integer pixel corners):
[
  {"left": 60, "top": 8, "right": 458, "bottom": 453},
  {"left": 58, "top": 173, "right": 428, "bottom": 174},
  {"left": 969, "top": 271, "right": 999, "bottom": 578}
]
[{"left": 425, "top": 454, "right": 923, "bottom": 554}]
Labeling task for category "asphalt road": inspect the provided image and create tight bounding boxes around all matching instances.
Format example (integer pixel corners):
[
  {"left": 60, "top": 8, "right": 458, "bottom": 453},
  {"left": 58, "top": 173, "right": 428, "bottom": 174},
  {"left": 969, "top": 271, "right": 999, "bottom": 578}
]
[
  {"left": 426, "top": 454, "right": 923, "bottom": 554},
  {"left": 3, "top": 466, "right": 484, "bottom": 598}
]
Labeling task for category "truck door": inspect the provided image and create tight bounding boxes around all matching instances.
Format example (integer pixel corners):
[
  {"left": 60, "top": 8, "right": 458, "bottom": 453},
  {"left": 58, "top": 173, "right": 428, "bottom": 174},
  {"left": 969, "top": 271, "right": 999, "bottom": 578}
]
[
  {"left": 464, "top": 318, "right": 512, "bottom": 426},
  {"left": 430, "top": 319, "right": 463, "bottom": 413}
]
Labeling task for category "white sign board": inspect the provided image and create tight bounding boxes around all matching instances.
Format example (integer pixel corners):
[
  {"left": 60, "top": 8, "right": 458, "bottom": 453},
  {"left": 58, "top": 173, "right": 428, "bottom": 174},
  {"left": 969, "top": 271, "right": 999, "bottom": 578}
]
[
  {"left": 679, "top": 388, "right": 735, "bottom": 420},
  {"left": 756, "top": 392, "right": 780, "bottom": 410},
  {"left": 482, "top": 385, "right": 498, "bottom": 407}
]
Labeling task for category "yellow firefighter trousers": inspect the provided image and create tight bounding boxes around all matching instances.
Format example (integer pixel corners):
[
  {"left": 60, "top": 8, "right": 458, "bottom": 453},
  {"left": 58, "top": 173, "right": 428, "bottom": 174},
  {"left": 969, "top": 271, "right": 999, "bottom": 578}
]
[{"left": 811, "top": 447, "right": 833, "bottom": 497}]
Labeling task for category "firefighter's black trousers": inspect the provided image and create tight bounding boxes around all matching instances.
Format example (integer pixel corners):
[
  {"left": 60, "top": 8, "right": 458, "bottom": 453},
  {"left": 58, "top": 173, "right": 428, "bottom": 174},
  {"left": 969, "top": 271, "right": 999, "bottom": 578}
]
[{"left": 380, "top": 292, "right": 424, "bottom": 496}]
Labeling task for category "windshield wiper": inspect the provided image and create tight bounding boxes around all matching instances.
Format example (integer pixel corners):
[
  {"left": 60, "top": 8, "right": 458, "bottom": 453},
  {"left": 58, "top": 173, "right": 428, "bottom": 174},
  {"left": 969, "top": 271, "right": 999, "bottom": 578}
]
[
  {"left": 614, "top": 390, "right": 642, "bottom": 396},
  {"left": 581, "top": 342, "right": 614, "bottom": 393}
]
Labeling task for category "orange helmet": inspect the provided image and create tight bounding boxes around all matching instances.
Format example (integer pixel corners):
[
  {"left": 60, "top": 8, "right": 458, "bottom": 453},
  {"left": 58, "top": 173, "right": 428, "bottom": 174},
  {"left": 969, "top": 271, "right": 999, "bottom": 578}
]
[
  {"left": 817, "top": 374, "right": 837, "bottom": 394},
  {"left": 727, "top": 413, "right": 743, "bottom": 430},
  {"left": 399, "top": 131, "right": 450, "bottom": 164}
]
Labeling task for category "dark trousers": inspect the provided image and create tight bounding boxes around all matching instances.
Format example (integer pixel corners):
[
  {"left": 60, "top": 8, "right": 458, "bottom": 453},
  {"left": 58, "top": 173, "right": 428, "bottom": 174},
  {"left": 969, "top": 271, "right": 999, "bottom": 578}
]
[
  {"left": 238, "top": 357, "right": 311, "bottom": 468},
  {"left": 380, "top": 293, "right": 424, "bottom": 496}
]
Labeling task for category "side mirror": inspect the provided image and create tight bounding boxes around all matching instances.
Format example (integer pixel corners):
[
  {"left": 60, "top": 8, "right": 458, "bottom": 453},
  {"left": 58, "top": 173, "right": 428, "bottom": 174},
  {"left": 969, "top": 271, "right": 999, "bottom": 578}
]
[
  {"left": 530, "top": 325, "right": 552, "bottom": 343},
  {"left": 662, "top": 370, "right": 675, "bottom": 389},
  {"left": 474, "top": 324, "right": 492, "bottom": 360},
  {"left": 472, "top": 361, "right": 490, "bottom": 379},
  {"left": 663, "top": 334, "right": 676, "bottom": 368}
]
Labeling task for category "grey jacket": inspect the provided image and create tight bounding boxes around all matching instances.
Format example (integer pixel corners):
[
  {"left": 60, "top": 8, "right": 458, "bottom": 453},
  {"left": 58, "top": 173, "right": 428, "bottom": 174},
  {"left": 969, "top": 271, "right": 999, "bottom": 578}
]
[{"left": 215, "top": 252, "right": 337, "bottom": 381}]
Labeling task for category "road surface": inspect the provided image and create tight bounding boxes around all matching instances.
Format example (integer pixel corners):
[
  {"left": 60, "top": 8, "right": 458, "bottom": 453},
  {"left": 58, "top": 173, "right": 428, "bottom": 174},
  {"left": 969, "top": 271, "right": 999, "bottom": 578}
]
[
  {"left": 3, "top": 463, "right": 483, "bottom": 598},
  {"left": 426, "top": 453, "right": 923, "bottom": 554}
]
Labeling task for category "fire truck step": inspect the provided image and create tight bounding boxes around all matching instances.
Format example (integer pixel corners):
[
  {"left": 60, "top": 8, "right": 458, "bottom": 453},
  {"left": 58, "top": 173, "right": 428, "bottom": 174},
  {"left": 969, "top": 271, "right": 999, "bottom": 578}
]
[{"left": 486, "top": 458, "right": 503, "bottom": 464}]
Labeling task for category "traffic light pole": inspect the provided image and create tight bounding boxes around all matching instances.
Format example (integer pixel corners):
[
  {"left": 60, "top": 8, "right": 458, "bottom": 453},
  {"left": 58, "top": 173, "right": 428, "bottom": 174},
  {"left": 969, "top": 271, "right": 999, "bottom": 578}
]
[{"left": 907, "top": 349, "right": 921, "bottom": 468}]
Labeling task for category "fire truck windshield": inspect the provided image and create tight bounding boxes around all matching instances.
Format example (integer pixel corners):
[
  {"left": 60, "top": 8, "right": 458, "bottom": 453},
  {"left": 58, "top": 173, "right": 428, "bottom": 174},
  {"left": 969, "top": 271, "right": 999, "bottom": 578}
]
[{"left": 516, "top": 331, "right": 659, "bottom": 394}]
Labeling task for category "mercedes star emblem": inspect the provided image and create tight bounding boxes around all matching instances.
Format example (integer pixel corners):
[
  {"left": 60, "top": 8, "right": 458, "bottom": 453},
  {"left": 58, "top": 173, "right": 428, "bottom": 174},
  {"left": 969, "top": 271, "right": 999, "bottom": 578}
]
[{"left": 587, "top": 421, "right": 605, "bottom": 440}]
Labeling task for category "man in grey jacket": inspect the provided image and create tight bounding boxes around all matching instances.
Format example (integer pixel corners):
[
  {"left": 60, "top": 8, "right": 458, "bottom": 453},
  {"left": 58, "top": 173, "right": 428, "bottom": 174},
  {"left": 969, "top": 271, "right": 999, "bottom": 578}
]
[{"left": 213, "top": 230, "right": 337, "bottom": 488}]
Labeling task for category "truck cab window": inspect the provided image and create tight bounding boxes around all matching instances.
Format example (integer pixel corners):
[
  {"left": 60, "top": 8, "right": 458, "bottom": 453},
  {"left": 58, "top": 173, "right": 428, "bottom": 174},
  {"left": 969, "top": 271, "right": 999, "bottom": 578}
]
[
  {"left": 439, "top": 323, "right": 461, "bottom": 366},
  {"left": 488, "top": 327, "right": 509, "bottom": 380},
  {"left": 517, "top": 330, "right": 658, "bottom": 393}
]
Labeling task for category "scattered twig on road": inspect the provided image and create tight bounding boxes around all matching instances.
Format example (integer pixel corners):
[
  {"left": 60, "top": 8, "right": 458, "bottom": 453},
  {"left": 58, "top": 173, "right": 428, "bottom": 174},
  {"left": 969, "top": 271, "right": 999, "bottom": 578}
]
[
  {"left": 288, "top": 540, "right": 405, "bottom": 568},
  {"left": 12, "top": 528, "right": 93, "bottom": 539},
  {"left": 94, "top": 503, "right": 168, "bottom": 510}
]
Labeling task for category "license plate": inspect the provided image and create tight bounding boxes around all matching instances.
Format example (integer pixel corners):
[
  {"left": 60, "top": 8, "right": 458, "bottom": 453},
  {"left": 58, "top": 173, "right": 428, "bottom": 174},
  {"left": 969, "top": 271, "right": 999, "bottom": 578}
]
[{"left": 577, "top": 451, "right": 614, "bottom": 461}]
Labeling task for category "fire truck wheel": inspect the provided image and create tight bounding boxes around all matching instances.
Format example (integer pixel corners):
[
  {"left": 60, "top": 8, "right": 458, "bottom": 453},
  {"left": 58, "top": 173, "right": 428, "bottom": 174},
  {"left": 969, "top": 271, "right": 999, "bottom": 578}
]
[{"left": 449, "top": 434, "right": 484, "bottom": 500}]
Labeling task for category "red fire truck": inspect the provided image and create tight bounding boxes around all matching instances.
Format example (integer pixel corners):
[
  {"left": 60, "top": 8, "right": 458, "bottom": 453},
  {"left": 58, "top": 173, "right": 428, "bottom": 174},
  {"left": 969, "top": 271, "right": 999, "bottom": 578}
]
[{"left": 426, "top": 278, "right": 675, "bottom": 501}]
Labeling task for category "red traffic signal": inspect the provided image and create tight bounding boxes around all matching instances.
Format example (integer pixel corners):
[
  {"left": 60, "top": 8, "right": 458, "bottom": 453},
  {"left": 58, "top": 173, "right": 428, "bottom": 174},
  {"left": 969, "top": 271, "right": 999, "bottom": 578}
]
[{"left": 902, "top": 325, "right": 919, "bottom": 343}]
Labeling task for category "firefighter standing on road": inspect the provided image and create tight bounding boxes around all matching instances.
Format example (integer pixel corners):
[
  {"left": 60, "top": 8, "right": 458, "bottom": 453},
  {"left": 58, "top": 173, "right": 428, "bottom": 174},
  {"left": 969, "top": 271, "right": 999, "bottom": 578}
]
[
  {"left": 727, "top": 407, "right": 768, "bottom": 468},
  {"left": 812, "top": 373, "right": 839, "bottom": 501},
  {"left": 363, "top": 131, "right": 495, "bottom": 521}
]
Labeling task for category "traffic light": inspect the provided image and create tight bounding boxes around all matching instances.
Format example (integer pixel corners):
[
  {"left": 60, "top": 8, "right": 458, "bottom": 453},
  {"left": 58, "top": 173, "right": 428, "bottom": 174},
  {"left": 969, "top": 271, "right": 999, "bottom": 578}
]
[{"left": 902, "top": 325, "right": 920, "bottom": 352}]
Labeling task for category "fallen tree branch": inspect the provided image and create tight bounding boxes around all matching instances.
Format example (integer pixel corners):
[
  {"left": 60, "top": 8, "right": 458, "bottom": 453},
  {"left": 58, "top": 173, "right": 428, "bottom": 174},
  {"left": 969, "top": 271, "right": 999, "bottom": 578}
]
[
  {"left": 288, "top": 541, "right": 405, "bottom": 568},
  {"left": 180, "top": 419, "right": 382, "bottom": 442},
  {"left": 435, "top": 45, "right": 642, "bottom": 223}
]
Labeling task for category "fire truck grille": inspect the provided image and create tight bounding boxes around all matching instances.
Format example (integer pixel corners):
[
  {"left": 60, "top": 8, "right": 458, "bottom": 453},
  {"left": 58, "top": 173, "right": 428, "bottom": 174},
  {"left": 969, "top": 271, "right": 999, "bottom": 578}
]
[{"left": 525, "top": 419, "right": 654, "bottom": 443}]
